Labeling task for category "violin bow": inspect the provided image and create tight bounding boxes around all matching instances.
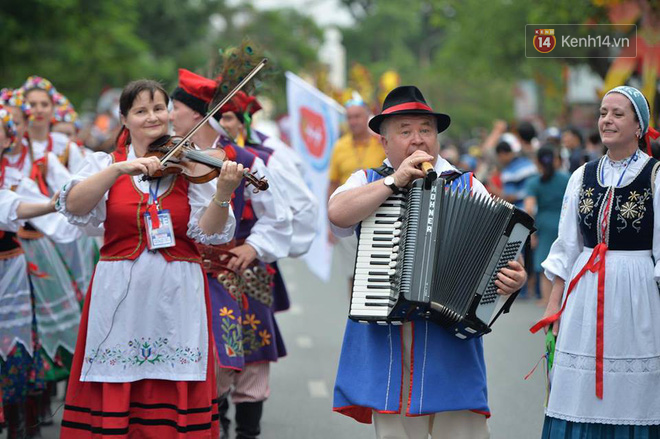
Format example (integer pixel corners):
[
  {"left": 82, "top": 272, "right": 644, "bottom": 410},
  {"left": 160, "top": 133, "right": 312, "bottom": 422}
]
[{"left": 159, "top": 58, "right": 268, "bottom": 166}]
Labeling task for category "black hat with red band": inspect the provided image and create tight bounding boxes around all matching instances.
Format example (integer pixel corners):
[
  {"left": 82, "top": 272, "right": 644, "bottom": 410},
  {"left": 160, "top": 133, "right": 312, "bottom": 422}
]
[{"left": 368, "top": 85, "right": 451, "bottom": 135}]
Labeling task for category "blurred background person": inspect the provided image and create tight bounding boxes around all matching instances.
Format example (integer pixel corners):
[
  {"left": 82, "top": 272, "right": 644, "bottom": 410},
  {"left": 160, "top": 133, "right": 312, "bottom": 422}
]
[
  {"left": 561, "top": 126, "right": 587, "bottom": 173},
  {"left": 327, "top": 96, "right": 384, "bottom": 292},
  {"left": 524, "top": 145, "right": 569, "bottom": 306}
]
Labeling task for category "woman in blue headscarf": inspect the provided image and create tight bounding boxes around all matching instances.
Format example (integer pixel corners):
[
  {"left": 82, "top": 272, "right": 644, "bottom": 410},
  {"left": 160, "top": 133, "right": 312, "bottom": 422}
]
[{"left": 531, "top": 86, "right": 660, "bottom": 438}]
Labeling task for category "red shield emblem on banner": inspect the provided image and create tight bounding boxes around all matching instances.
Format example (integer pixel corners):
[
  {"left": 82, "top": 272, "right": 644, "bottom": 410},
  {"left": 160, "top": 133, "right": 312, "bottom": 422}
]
[{"left": 299, "top": 107, "right": 326, "bottom": 158}]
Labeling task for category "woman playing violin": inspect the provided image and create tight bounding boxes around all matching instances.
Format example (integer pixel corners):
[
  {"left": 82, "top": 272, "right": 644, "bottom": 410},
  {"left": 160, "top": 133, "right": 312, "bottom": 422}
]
[{"left": 58, "top": 79, "right": 244, "bottom": 438}]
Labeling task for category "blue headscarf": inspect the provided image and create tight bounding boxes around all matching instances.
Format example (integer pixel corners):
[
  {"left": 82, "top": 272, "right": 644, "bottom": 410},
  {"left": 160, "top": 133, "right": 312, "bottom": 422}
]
[
  {"left": 604, "top": 86, "right": 650, "bottom": 135},
  {"left": 604, "top": 85, "right": 658, "bottom": 154}
]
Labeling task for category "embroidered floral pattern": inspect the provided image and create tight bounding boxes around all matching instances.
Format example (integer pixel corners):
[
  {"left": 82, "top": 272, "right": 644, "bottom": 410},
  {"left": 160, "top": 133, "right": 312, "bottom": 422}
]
[
  {"left": 241, "top": 314, "right": 271, "bottom": 356},
  {"left": 85, "top": 337, "right": 202, "bottom": 368},
  {"left": 579, "top": 198, "right": 594, "bottom": 214},
  {"left": 220, "top": 315, "right": 243, "bottom": 358},
  {"left": 615, "top": 187, "right": 651, "bottom": 233},
  {"left": 620, "top": 201, "right": 639, "bottom": 219},
  {"left": 219, "top": 307, "right": 235, "bottom": 320}
]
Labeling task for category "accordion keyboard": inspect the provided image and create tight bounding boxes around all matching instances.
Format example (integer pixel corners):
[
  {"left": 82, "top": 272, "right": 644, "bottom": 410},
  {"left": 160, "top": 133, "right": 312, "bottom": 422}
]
[{"left": 350, "top": 194, "right": 407, "bottom": 321}]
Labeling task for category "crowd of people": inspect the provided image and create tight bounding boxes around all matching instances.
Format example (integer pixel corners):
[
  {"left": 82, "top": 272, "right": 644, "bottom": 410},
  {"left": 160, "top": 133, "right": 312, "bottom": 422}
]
[
  {"left": 0, "top": 62, "right": 659, "bottom": 439},
  {"left": 0, "top": 64, "right": 319, "bottom": 439}
]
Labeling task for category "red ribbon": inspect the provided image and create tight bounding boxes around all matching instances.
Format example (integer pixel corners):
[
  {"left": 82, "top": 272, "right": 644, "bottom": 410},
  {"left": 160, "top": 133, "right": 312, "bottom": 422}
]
[
  {"left": 645, "top": 126, "right": 660, "bottom": 156},
  {"left": 147, "top": 203, "right": 160, "bottom": 229},
  {"left": 30, "top": 157, "right": 49, "bottom": 195},
  {"left": 382, "top": 102, "right": 433, "bottom": 115},
  {"left": 530, "top": 191, "right": 613, "bottom": 399},
  {"left": 27, "top": 262, "right": 50, "bottom": 279},
  {"left": 0, "top": 156, "right": 7, "bottom": 188}
]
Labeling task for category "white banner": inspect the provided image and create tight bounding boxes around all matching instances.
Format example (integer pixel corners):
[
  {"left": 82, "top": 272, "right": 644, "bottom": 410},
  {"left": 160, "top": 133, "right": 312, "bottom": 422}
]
[{"left": 286, "top": 71, "right": 344, "bottom": 282}]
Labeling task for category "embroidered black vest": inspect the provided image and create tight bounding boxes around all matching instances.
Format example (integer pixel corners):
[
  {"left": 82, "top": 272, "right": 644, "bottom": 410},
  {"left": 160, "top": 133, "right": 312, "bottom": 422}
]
[{"left": 578, "top": 157, "right": 657, "bottom": 250}]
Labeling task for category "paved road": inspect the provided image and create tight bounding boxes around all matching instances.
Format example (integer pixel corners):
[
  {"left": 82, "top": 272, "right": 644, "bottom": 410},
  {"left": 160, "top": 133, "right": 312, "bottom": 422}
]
[{"left": 36, "top": 252, "right": 548, "bottom": 439}]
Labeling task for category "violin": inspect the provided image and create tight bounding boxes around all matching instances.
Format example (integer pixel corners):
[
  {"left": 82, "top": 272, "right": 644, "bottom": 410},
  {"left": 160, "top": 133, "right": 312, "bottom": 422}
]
[
  {"left": 139, "top": 59, "right": 269, "bottom": 192},
  {"left": 144, "top": 135, "right": 269, "bottom": 192}
]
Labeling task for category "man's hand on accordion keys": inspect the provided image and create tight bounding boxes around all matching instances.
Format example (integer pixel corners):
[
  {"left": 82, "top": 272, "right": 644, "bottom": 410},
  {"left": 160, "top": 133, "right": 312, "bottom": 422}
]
[{"left": 494, "top": 259, "right": 527, "bottom": 295}]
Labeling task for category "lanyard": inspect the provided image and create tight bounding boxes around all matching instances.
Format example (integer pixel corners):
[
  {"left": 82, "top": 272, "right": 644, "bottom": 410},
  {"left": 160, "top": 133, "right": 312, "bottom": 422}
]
[
  {"left": 147, "top": 178, "right": 162, "bottom": 228},
  {"left": 148, "top": 178, "right": 161, "bottom": 208},
  {"left": 600, "top": 150, "right": 637, "bottom": 188}
]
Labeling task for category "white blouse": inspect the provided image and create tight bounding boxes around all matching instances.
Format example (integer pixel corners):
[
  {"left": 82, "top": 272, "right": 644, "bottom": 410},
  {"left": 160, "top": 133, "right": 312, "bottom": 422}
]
[
  {"left": 0, "top": 172, "right": 81, "bottom": 243},
  {"left": 57, "top": 147, "right": 236, "bottom": 383},
  {"left": 542, "top": 151, "right": 660, "bottom": 283},
  {"left": 5, "top": 147, "right": 71, "bottom": 195},
  {"left": 226, "top": 148, "right": 293, "bottom": 263},
  {"left": 258, "top": 146, "right": 318, "bottom": 257},
  {"left": 329, "top": 156, "right": 490, "bottom": 238}
]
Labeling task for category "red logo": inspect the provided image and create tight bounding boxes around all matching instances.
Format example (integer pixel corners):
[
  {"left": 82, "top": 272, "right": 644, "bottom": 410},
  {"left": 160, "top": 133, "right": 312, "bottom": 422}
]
[
  {"left": 299, "top": 107, "right": 326, "bottom": 158},
  {"left": 533, "top": 29, "right": 556, "bottom": 53}
]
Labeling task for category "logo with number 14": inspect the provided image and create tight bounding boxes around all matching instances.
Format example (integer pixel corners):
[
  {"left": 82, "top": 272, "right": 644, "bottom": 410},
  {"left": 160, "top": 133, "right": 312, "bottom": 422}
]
[{"left": 533, "top": 29, "right": 556, "bottom": 53}]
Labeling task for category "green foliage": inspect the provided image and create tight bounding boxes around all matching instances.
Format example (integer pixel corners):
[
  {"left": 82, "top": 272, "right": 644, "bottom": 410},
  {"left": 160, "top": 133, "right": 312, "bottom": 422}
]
[
  {"left": 339, "top": 0, "right": 606, "bottom": 136},
  {"left": 0, "top": 0, "right": 322, "bottom": 115}
]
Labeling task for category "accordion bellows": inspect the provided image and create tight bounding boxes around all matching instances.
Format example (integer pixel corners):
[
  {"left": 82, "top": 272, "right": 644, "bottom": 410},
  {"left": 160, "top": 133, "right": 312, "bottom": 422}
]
[{"left": 350, "top": 177, "right": 536, "bottom": 339}]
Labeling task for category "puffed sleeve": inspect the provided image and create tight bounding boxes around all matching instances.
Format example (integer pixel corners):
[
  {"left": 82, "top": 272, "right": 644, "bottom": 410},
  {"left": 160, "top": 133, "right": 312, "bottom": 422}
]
[
  {"left": 0, "top": 190, "right": 21, "bottom": 231},
  {"left": 186, "top": 179, "right": 236, "bottom": 245},
  {"left": 328, "top": 169, "right": 369, "bottom": 238},
  {"left": 57, "top": 151, "right": 112, "bottom": 227},
  {"left": 14, "top": 178, "right": 82, "bottom": 243},
  {"left": 541, "top": 166, "right": 585, "bottom": 282},
  {"left": 652, "top": 163, "right": 660, "bottom": 284},
  {"left": 45, "top": 152, "right": 72, "bottom": 194},
  {"left": 244, "top": 158, "right": 293, "bottom": 262},
  {"left": 66, "top": 141, "right": 86, "bottom": 174},
  {"left": 264, "top": 150, "right": 318, "bottom": 257}
]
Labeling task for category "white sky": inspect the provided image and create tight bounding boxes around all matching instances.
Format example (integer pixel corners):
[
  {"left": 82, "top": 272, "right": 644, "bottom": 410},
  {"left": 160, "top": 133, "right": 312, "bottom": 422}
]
[{"left": 230, "top": 0, "right": 355, "bottom": 27}]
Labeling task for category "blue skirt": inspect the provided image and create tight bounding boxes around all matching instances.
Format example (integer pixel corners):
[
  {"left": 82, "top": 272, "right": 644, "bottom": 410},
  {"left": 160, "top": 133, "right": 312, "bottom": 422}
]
[{"left": 543, "top": 417, "right": 660, "bottom": 439}]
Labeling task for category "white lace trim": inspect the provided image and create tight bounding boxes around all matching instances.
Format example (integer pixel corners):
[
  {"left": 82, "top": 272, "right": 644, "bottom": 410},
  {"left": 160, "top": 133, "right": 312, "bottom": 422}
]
[
  {"left": 555, "top": 351, "right": 660, "bottom": 373},
  {"left": 0, "top": 336, "right": 34, "bottom": 361},
  {"left": 57, "top": 178, "right": 103, "bottom": 226},
  {"left": 546, "top": 411, "right": 660, "bottom": 426},
  {"left": 187, "top": 222, "right": 228, "bottom": 246}
]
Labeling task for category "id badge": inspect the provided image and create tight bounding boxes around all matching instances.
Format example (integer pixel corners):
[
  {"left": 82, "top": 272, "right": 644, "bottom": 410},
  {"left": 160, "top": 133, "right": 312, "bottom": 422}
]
[{"left": 144, "top": 209, "right": 176, "bottom": 250}]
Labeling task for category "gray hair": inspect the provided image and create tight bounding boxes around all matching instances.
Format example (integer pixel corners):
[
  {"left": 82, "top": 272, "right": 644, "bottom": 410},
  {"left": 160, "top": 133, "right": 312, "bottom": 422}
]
[{"left": 379, "top": 115, "right": 437, "bottom": 139}]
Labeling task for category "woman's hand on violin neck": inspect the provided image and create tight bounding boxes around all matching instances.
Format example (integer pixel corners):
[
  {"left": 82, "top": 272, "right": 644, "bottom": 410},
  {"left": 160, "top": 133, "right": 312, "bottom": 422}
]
[
  {"left": 112, "top": 156, "right": 163, "bottom": 177},
  {"left": 216, "top": 160, "right": 244, "bottom": 196}
]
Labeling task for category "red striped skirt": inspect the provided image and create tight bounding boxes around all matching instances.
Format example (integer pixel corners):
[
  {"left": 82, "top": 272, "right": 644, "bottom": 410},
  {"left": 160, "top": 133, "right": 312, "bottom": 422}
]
[{"left": 60, "top": 275, "right": 219, "bottom": 438}]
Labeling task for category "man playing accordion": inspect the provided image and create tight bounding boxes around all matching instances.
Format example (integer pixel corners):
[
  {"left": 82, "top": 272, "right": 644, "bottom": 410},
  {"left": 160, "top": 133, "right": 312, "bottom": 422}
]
[{"left": 328, "top": 86, "right": 527, "bottom": 439}]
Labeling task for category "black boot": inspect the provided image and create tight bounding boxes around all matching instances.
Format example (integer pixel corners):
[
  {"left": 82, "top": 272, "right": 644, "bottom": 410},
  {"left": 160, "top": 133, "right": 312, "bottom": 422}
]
[
  {"left": 5, "top": 402, "right": 27, "bottom": 439},
  {"left": 235, "top": 401, "right": 263, "bottom": 439},
  {"left": 25, "top": 394, "right": 43, "bottom": 438},
  {"left": 218, "top": 392, "right": 231, "bottom": 439}
]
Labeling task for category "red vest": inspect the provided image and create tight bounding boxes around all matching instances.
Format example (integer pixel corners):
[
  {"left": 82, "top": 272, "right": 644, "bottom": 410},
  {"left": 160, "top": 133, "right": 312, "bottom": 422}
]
[{"left": 99, "top": 151, "right": 201, "bottom": 263}]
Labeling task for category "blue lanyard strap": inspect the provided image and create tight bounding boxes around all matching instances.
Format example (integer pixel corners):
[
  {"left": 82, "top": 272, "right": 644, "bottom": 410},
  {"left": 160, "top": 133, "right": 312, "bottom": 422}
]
[
  {"left": 148, "top": 178, "right": 161, "bottom": 209},
  {"left": 601, "top": 150, "right": 638, "bottom": 188}
]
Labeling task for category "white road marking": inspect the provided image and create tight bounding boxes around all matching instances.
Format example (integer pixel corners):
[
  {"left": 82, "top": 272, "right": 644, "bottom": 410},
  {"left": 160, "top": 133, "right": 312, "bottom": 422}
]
[
  {"left": 308, "top": 380, "right": 329, "bottom": 398},
  {"left": 296, "top": 335, "right": 313, "bottom": 348}
]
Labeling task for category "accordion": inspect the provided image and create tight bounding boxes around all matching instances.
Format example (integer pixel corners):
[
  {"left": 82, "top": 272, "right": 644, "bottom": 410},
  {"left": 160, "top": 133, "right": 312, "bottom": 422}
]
[{"left": 349, "top": 175, "right": 535, "bottom": 339}]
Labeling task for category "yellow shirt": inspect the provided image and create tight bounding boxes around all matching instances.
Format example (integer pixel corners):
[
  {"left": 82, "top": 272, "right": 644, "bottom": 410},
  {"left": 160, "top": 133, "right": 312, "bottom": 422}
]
[{"left": 328, "top": 134, "right": 386, "bottom": 185}]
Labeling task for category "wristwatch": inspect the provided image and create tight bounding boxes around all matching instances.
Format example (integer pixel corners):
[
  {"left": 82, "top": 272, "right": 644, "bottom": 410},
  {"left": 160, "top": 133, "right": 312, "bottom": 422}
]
[{"left": 383, "top": 176, "right": 401, "bottom": 194}]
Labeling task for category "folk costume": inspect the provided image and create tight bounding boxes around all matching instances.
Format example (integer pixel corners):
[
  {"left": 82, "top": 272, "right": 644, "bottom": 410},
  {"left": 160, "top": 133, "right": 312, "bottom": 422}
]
[
  {"left": 330, "top": 87, "right": 490, "bottom": 438},
  {"left": 1, "top": 102, "right": 82, "bottom": 401},
  {"left": 58, "top": 145, "right": 235, "bottom": 437},
  {"left": 21, "top": 77, "right": 96, "bottom": 299},
  {"left": 209, "top": 100, "right": 293, "bottom": 438},
  {"left": 233, "top": 92, "right": 318, "bottom": 314},
  {"left": 0, "top": 180, "right": 82, "bottom": 436},
  {"left": 534, "top": 86, "right": 660, "bottom": 438}
]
